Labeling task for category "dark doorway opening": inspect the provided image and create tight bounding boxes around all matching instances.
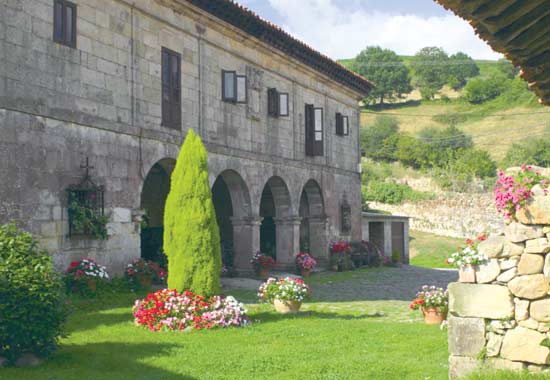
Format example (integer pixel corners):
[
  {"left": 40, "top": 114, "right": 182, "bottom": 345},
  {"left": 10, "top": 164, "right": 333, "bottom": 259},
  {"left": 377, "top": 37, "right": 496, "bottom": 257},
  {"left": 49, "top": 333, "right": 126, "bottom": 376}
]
[
  {"left": 260, "top": 185, "right": 276, "bottom": 259},
  {"left": 212, "top": 176, "right": 234, "bottom": 268}
]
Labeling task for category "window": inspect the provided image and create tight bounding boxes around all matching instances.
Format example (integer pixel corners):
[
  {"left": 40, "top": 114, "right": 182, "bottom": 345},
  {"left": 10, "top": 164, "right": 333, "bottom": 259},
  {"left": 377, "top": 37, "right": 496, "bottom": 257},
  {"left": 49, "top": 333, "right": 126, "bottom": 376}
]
[
  {"left": 161, "top": 48, "right": 181, "bottom": 129},
  {"left": 222, "top": 70, "right": 247, "bottom": 103},
  {"left": 343, "top": 116, "right": 349, "bottom": 136},
  {"left": 268, "top": 88, "right": 289, "bottom": 117},
  {"left": 53, "top": 0, "right": 77, "bottom": 48},
  {"left": 305, "top": 104, "right": 323, "bottom": 156},
  {"left": 336, "top": 113, "right": 350, "bottom": 136}
]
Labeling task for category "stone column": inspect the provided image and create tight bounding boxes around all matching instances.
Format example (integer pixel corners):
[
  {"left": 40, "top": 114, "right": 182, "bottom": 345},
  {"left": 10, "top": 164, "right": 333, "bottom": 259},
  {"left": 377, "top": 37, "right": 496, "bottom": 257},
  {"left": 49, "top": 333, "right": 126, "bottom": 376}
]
[
  {"left": 274, "top": 217, "right": 301, "bottom": 269},
  {"left": 309, "top": 216, "right": 328, "bottom": 262},
  {"left": 361, "top": 216, "right": 369, "bottom": 241},
  {"left": 231, "top": 217, "right": 262, "bottom": 272},
  {"left": 383, "top": 221, "right": 393, "bottom": 258}
]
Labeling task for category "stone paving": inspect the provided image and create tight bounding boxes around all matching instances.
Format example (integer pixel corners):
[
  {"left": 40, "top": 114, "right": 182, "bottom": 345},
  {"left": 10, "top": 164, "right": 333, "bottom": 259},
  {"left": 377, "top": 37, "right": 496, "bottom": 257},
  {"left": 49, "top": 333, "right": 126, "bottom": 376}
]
[{"left": 223, "top": 265, "right": 458, "bottom": 302}]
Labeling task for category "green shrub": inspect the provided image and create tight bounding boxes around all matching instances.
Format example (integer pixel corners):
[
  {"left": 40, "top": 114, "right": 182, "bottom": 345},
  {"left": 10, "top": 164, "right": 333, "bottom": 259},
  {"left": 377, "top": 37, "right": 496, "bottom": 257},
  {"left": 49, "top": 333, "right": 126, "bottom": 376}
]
[
  {"left": 464, "top": 75, "right": 508, "bottom": 104},
  {"left": 164, "top": 129, "right": 222, "bottom": 296},
  {"left": 360, "top": 116, "right": 399, "bottom": 160},
  {"left": 362, "top": 181, "right": 433, "bottom": 205},
  {"left": 503, "top": 133, "right": 550, "bottom": 168},
  {"left": 0, "top": 223, "right": 67, "bottom": 363}
]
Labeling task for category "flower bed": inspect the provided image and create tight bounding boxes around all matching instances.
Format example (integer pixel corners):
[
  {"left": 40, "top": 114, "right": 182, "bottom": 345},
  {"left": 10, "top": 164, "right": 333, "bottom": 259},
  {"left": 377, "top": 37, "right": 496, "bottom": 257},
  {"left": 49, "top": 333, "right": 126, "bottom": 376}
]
[
  {"left": 258, "top": 277, "right": 311, "bottom": 303},
  {"left": 132, "top": 289, "right": 249, "bottom": 331},
  {"left": 409, "top": 285, "right": 449, "bottom": 312},
  {"left": 250, "top": 251, "right": 276, "bottom": 271}
]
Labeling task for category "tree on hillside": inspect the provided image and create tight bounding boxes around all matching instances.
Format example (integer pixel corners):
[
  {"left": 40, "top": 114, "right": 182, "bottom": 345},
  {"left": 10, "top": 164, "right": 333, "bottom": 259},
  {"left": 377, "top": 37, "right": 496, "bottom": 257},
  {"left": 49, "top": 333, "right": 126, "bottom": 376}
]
[
  {"left": 503, "top": 134, "right": 550, "bottom": 168},
  {"left": 447, "top": 52, "right": 480, "bottom": 90},
  {"left": 353, "top": 46, "right": 412, "bottom": 105},
  {"left": 164, "top": 129, "right": 221, "bottom": 296},
  {"left": 411, "top": 47, "right": 450, "bottom": 99},
  {"left": 360, "top": 115, "right": 399, "bottom": 160},
  {"left": 496, "top": 58, "right": 519, "bottom": 79}
]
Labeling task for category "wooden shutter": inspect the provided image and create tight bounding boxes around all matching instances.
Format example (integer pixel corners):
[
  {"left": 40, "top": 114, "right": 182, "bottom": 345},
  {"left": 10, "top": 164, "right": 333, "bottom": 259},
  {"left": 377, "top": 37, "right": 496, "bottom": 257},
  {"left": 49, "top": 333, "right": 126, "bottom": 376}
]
[
  {"left": 313, "top": 108, "right": 324, "bottom": 156},
  {"left": 268, "top": 88, "right": 279, "bottom": 117},
  {"left": 162, "top": 48, "right": 181, "bottom": 129},
  {"left": 335, "top": 112, "right": 343, "bottom": 136},
  {"left": 305, "top": 104, "right": 315, "bottom": 156}
]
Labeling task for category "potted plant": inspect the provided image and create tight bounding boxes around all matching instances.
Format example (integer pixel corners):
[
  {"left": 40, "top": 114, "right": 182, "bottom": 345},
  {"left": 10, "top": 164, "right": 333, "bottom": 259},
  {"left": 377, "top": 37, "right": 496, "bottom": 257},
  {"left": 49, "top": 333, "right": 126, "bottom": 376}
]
[
  {"left": 446, "top": 234, "right": 487, "bottom": 283},
  {"left": 410, "top": 285, "right": 449, "bottom": 324},
  {"left": 295, "top": 252, "right": 317, "bottom": 277},
  {"left": 258, "top": 277, "right": 311, "bottom": 313},
  {"left": 250, "top": 251, "right": 276, "bottom": 279},
  {"left": 329, "top": 240, "right": 352, "bottom": 271},
  {"left": 125, "top": 258, "right": 166, "bottom": 290},
  {"left": 64, "top": 258, "right": 109, "bottom": 295}
]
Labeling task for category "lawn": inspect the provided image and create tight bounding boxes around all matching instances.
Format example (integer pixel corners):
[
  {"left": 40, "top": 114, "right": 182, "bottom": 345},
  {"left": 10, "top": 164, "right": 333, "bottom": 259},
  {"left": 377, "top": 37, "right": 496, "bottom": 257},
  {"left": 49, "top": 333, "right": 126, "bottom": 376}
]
[
  {"left": 1, "top": 271, "right": 450, "bottom": 380},
  {"left": 409, "top": 230, "right": 464, "bottom": 269}
]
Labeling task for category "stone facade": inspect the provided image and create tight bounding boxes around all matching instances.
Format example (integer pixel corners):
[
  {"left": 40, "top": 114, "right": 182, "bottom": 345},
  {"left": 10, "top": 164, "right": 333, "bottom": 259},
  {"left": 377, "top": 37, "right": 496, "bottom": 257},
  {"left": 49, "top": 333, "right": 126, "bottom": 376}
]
[
  {"left": 0, "top": 0, "right": 366, "bottom": 273},
  {"left": 448, "top": 190, "right": 550, "bottom": 379}
]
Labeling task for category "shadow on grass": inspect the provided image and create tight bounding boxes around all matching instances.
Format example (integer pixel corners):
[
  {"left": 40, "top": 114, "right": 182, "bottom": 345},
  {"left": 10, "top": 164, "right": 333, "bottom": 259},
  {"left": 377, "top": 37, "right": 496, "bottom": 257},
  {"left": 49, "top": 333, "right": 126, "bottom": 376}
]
[
  {"left": 251, "top": 309, "right": 385, "bottom": 324},
  {"left": 1, "top": 342, "right": 196, "bottom": 380}
]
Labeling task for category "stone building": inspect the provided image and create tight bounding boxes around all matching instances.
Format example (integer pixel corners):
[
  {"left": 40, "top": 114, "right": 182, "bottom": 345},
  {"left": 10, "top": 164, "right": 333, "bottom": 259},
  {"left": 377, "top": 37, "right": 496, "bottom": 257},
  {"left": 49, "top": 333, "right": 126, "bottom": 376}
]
[{"left": 0, "top": 0, "right": 372, "bottom": 273}]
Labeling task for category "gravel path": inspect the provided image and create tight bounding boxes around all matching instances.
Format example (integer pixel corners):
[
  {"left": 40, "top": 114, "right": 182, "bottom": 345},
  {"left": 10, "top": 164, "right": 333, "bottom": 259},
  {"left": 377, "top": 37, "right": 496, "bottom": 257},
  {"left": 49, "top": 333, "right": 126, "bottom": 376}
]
[{"left": 311, "top": 265, "right": 457, "bottom": 302}]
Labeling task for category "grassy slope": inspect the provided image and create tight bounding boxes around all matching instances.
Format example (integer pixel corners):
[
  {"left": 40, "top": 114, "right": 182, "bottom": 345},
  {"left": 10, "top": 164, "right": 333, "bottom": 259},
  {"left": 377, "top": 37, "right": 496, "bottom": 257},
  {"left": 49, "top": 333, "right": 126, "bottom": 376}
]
[
  {"left": 0, "top": 281, "right": 448, "bottom": 380},
  {"left": 409, "top": 230, "right": 463, "bottom": 269}
]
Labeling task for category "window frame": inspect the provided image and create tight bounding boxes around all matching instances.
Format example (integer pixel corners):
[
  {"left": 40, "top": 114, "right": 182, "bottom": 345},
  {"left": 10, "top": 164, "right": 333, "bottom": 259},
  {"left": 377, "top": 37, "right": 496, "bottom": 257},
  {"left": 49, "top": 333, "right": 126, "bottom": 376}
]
[
  {"left": 161, "top": 47, "right": 182, "bottom": 130},
  {"left": 314, "top": 107, "right": 324, "bottom": 143},
  {"left": 222, "top": 70, "right": 237, "bottom": 103},
  {"left": 267, "top": 88, "right": 279, "bottom": 117},
  {"left": 335, "top": 112, "right": 343, "bottom": 136},
  {"left": 53, "top": 0, "right": 77, "bottom": 48}
]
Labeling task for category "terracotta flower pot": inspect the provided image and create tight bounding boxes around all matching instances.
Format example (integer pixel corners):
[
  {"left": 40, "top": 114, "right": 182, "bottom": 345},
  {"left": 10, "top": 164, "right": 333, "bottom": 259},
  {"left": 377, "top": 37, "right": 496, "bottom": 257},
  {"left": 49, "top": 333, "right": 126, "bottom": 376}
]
[
  {"left": 258, "top": 268, "right": 270, "bottom": 279},
  {"left": 421, "top": 307, "right": 446, "bottom": 324},
  {"left": 458, "top": 264, "right": 476, "bottom": 283},
  {"left": 301, "top": 268, "right": 311, "bottom": 277},
  {"left": 273, "top": 299, "right": 302, "bottom": 313}
]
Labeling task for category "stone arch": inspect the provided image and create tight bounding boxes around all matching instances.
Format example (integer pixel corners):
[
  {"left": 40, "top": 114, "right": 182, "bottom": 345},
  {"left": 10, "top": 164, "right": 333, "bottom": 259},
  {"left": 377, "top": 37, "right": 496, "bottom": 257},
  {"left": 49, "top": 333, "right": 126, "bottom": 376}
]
[
  {"left": 140, "top": 158, "right": 176, "bottom": 267},
  {"left": 211, "top": 169, "right": 253, "bottom": 270},
  {"left": 299, "top": 179, "right": 327, "bottom": 260},
  {"left": 259, "top": 176, "right": 296, "bottom": 266}
]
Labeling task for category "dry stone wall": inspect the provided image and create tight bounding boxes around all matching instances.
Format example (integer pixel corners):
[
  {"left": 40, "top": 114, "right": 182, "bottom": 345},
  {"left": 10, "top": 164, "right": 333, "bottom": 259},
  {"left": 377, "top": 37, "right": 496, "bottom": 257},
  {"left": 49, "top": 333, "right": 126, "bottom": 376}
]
[
  {"left": 448, "top": 191, "right": 550, "bottom": 379},
  {"left": 369, "top": 192, "right": 503, "bottom": 239}
]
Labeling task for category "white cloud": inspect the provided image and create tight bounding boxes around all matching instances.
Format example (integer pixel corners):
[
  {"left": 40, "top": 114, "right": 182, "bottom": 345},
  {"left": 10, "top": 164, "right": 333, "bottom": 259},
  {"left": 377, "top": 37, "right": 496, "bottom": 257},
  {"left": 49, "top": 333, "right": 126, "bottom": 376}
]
[{"left": 267, "top": 0, "right": 502, "bottom": 60}]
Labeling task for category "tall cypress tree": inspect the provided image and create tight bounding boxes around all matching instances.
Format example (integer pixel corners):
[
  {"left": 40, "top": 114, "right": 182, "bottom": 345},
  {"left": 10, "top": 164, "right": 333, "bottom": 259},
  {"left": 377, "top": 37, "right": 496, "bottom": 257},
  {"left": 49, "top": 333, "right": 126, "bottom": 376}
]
[{"left": 164, "top": 129, "right": 221, "bottom": 295}]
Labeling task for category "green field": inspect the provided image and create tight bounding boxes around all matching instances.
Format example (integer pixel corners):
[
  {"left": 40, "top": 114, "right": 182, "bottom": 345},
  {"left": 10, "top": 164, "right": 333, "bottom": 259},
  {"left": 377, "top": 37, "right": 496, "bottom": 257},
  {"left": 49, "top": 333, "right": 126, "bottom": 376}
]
[{"left": 409, "top": 230, "right": 463, "bottom": 269}]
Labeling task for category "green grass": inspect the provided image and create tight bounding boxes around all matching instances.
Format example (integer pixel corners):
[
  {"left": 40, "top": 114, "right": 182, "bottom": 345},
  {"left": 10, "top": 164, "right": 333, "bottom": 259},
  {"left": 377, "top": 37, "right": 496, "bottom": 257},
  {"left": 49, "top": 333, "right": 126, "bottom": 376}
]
[
  {"left": 409, "top": 230, "right": 464, "bottom": 269},
  {"left": 467, "top": 371, "right": 550, "bottom": 380},
  {"left": 1, "top": 281, "right": 449, "bottom": 380}
]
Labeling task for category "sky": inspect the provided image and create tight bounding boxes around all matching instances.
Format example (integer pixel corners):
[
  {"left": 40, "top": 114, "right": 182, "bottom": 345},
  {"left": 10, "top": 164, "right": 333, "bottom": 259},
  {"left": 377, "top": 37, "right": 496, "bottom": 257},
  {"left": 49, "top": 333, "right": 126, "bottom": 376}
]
[{"left": 237, "top": 0, "right": 502, "bottom": 60}]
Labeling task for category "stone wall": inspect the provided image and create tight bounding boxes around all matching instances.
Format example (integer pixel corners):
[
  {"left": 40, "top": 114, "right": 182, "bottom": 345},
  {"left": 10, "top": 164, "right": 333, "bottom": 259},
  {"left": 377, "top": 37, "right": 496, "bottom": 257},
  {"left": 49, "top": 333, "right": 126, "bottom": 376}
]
[
  {"left": 370, "top": 191, "right": 504, "bottom": 239},
  {"left": 448, "top": 189, "right": 550, "bottom": 379}
]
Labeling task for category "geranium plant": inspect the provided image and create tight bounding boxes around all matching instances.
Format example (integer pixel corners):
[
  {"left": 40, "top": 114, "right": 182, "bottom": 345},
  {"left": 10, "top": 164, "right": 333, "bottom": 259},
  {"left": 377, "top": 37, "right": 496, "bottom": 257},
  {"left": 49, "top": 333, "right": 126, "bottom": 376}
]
[
  {"left": 446, "top": 234, "right": 487, "bottom": 269},
  {"left": 295, "top": 252, "right": 317, "bottom": 270},
  {"left": 133, "top": 288, "right": 249, "bottom": 331},
  {"left": 250, "top": 251, "right": 276, "bottom": 270},
  {"left": 410, "top": 285, "right": 449, "bottom": 312},
  {"left": 329, "top": 240, "right": 351, "bottom": 253},
  {"left": 258, "top": 277, "right": 311, "bottom": 303},
  {"left": 125, "top": 258, "right": 166, "bottom": 288},
  {"left": 494, "top": 165, "right": 550, "bottom": 220},
  {"left": 64, "top": 258, "right": 109, "bottom": 294}
]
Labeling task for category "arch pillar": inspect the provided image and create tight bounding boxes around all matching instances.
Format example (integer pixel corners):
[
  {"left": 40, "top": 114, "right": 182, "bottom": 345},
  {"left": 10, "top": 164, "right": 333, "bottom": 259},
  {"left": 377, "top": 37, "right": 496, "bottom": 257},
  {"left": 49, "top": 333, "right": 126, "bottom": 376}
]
[
  {"left": 231, "top": 216, "right": 262, "bottom": 271},
  {"left": 274, "top": 216, "right": 301, "bottom": 268},
  {"left": 309, "top": 216, "right": 328, "bottom": 263}
]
